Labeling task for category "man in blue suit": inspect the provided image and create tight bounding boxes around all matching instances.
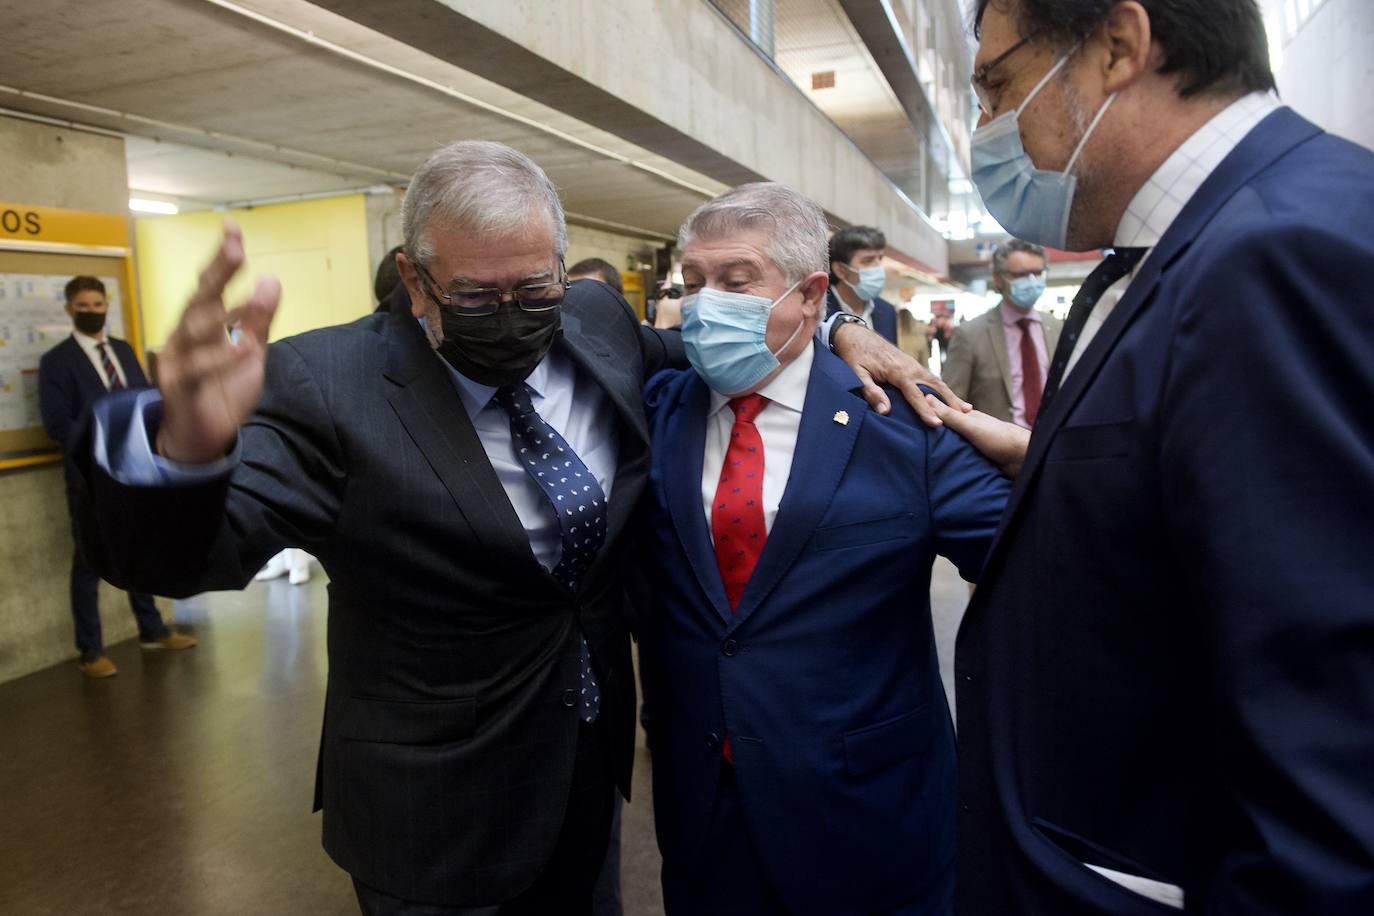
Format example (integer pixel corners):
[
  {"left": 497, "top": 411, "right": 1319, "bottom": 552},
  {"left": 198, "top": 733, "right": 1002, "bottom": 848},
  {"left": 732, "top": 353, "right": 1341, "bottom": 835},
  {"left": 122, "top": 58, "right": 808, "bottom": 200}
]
[
  {"left": 826, "top": 225, "right": 899, "bottom": 345},
  {"left": 918, "top": 1, "right": 1374, "bottom": 912},
  {"left": 636, "top": 183, "right": 1011, "bottom": 915},
  {"left": 38, "top": 276, "right": 194, "bottom": 678}
]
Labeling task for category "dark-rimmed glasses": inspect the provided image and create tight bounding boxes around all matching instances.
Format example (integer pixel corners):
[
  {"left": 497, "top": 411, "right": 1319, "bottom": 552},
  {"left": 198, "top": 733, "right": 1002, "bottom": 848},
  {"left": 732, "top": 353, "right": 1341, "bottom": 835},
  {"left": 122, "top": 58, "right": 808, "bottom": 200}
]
[
  {"left": 973, "top": 32, "right": 1038, "bottom": 117},
  {"left": 415, "top": 259, "right": 567, "bottom": 318}
]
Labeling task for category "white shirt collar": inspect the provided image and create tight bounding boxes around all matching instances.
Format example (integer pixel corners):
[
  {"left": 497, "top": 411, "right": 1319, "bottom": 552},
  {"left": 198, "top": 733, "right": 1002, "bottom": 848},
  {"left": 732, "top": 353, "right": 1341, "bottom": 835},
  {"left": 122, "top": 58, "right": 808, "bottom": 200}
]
[
  {"left": 708, "top": 337, "right": 815, "bottom": 418},
  {"left": 72, "top": 328, "right": 108, "bottom": 350},
  {"left": 422, "top": 316, "right": 557, "bottom": 422},
  {"left": 1114, "top": 92, "right": 1282, "bottom": 249}
]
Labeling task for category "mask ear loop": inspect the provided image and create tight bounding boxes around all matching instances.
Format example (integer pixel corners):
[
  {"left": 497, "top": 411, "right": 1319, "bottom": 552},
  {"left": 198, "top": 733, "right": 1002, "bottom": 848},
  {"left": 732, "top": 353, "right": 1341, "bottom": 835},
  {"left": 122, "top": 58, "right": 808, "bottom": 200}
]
[
  {"left": 1015, "top": 49, "right": 1075, "bottom": 118},
  {"left": 768, "top": 276, "right": 810, "bottom": 359},
  {"left": 1064, "top": 92, "right": 1116, "bottom": 175}
]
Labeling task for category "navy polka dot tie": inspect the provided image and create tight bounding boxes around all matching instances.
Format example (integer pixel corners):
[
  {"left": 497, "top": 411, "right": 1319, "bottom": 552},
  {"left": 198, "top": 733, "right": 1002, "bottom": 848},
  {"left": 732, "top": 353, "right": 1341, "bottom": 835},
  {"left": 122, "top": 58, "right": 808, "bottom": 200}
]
[
  {"left": 1041, "top": 246, "right": 1148, "bottom": 407},
  {"left": 493, "top": 383, "right": 605, "bottom": 724}
]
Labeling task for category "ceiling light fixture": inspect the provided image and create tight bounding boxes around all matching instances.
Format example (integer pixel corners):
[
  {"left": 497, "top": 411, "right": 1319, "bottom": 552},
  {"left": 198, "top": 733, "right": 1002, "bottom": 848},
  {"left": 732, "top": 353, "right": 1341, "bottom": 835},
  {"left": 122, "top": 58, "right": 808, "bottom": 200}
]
[{"left": 129, "top": 197, "right": 179, "bottom": 215}]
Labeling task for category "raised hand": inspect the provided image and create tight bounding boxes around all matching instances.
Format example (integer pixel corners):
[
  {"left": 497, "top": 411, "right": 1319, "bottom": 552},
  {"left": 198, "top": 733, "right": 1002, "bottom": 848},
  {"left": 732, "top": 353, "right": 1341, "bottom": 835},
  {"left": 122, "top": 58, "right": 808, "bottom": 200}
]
[{"left": 155, "top": 222, "right": 280, "bottom": 464}]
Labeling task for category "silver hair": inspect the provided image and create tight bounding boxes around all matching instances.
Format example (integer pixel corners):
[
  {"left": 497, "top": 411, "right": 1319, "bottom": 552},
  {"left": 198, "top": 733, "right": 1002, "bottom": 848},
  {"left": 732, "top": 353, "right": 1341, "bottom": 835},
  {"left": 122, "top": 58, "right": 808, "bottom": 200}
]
[
  {"left": 402, "top": 140, "right": 567, "bottom": 266},
  {"left": 677, "top": 182, "right": 829, "bottom": 283},
  {"left": 991, "top": 238, "right": 1048, "bottom": 276}
]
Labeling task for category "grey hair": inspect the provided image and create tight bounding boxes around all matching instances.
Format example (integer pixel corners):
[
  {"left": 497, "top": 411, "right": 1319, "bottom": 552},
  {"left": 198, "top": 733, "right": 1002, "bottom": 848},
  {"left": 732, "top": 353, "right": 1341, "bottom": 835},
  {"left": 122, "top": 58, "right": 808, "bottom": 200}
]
[
  {"left": 402, "top": 140, "right": 567, "bottom": 266},
  {"left": 991, "top": 238, "right": 1048, "bottom": 276},
  {"left": 678, "top": 182, "right": 829, "bottom": 283}
]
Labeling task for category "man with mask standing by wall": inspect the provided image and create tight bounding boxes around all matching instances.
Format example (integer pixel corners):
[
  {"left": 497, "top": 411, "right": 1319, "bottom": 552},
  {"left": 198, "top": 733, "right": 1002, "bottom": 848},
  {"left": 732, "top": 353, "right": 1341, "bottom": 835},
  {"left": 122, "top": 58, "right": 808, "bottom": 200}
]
[
  {"left": 826, "top": 225, "right": 899, "bottom": 345},
  {"left": 921, "top": 0, "right": 1374, "bottom": 912},
  {"left": 38, "top": 276, "right": 194, "bottom": 678},
  {"left": 943, "top": 240, "right": 1060, "bottom": 428}
]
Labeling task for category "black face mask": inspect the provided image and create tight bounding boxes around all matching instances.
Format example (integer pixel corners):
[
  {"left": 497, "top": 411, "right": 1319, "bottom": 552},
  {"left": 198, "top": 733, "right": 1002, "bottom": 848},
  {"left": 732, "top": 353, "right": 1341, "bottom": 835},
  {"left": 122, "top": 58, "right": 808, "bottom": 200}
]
[
  {"left": 437, "top": 303, "right": 561, "bottom": 388},
  {"left": 73, "top": 311, "right": 106, "bottom": 335}
]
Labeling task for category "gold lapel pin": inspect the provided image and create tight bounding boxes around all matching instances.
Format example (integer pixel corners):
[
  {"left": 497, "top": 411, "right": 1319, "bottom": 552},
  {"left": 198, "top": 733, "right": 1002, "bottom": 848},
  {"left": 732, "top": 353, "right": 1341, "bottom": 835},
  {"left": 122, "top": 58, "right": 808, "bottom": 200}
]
[{"left": 833, "top": 410, "right": 850, "bottom": 426}]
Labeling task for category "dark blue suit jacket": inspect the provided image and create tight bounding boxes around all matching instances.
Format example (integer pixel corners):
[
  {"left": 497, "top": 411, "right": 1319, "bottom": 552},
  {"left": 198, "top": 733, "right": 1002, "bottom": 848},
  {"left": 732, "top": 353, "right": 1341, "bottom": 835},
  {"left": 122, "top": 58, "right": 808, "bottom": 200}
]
[
  {"left": 637, "top": 344, "right": 1010, "bottom": 915},
  {"left": 39, "top": 335, "right": 148, "bottom": 451},
  {"left": 955, "top": 108, "right": 1374, "bottom": 914},
  {"left": 827, "top": 288, "right": 899, "bottom": 344}
]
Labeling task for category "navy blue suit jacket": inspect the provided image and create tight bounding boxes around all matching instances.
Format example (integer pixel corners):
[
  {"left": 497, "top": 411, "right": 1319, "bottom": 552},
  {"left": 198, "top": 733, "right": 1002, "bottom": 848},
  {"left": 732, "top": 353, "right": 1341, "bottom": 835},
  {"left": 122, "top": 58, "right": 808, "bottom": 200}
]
[
  {"left": 827, "top": 288, "right": 899, "bottom": 344},
  {"left": 637, "top": 344, "right": 1010, "bottom": 915},
  {"left": 955, "top": 108, "right": 1374, "bottom": 914},
  {"left": 39, "top": 335, "right": 148, "bottom": 451}
]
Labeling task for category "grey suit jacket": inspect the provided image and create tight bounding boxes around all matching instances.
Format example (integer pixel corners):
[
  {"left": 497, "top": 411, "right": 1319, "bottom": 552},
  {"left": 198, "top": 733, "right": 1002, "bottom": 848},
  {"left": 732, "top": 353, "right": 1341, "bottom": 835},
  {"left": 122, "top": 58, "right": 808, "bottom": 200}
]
[{"left": 942, "top": 304, "right": 1062, "bottom": 424}]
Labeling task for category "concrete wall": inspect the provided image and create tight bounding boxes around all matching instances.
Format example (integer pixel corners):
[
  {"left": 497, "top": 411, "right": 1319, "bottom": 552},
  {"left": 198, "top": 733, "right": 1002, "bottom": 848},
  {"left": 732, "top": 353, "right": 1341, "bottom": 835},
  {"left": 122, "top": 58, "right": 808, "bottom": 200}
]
[
  {"left": 0, "top": 114, "right": 171, "bottom": 684},
  {"left": 1268, "top": 0, "right": 1374, "bottom": 152}
]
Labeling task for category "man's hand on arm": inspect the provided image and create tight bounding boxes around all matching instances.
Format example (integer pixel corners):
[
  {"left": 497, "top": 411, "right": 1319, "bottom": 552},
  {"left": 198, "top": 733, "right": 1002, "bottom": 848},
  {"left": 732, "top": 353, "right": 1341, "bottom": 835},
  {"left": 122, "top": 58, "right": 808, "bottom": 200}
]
[
  {"left": 156, "top": 221, "right": 280, "bottom": 464},
  {"left": 831, "top": 321, "right": 970, "bottom": 426},
  {"left": 923, "top": 396, "right": 1029, "bottom": 479}
]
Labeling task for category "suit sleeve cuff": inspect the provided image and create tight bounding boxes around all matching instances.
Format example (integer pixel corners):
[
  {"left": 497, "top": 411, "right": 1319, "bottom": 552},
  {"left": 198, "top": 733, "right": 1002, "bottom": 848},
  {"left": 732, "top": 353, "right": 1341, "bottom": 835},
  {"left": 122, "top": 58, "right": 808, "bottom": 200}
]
[{"left": 92, "top": 388, "right": 240, "bottom": 486}]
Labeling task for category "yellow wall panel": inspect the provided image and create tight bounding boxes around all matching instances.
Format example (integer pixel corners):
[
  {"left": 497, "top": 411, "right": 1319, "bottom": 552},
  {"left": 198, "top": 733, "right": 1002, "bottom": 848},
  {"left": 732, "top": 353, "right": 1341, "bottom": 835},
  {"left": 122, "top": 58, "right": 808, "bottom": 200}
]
[{"left": 134, "top": 194, "right": 371, "bottom": 349}]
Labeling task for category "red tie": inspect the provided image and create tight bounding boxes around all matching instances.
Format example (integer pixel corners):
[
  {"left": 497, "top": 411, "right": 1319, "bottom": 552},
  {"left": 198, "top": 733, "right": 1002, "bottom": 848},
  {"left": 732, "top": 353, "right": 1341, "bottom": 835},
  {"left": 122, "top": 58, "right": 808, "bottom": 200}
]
[
  {"left": 1017, "top": 318, "right": 1042, "bottom": 427},
  {"left": 712, "top": 394, "right": 769, "bottom": 611}
]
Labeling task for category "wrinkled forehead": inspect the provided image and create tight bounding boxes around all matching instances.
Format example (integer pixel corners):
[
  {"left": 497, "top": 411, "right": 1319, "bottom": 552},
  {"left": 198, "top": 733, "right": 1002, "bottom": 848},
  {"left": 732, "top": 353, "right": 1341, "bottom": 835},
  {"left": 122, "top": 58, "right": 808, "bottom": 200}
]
[{"left": 681, "top": 229, "right": 778, "bottom": 275}]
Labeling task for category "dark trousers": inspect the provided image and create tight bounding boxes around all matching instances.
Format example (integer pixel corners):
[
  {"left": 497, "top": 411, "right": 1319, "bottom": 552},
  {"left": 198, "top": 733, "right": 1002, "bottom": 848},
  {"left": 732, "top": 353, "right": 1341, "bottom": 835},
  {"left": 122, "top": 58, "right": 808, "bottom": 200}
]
[
  {"left": 71, "top": 548, "right": 166, "bottom": 661},
  {"left": 661, "top": 764, "right": 789, "bottom": 916},
  {"left": 354, "top": 718, "right": 617, "bottom": 916}
]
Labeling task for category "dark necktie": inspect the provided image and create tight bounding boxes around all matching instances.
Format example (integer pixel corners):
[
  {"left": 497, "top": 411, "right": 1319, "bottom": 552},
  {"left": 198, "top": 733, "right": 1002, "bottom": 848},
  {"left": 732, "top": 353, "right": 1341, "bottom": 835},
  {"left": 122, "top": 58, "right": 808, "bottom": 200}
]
[
  {"left": 96, "top": 342, "right": 124, "bottom": 390},
  {"left": 492, "top": 383, "right": 606, "bottom": 724},
  {"left": 1017, "top": 318, "right": 1043, "bottom": 427},
  {"left": 1042, "top": 247, "right": 1148, "bottom": 406}
]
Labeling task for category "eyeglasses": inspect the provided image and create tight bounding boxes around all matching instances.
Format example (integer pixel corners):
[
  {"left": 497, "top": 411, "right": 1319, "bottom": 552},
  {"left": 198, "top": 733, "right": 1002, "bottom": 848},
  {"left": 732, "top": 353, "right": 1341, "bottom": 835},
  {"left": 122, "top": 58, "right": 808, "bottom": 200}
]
[
  {"left": 972, "top": 32, "right": 1038, "bottom": 117},
  {"left": 650, "top": 285, "right": 683, "bottom": 302},
  {"left": 415, "top": 259, "right": 567, "bottom": 318}
]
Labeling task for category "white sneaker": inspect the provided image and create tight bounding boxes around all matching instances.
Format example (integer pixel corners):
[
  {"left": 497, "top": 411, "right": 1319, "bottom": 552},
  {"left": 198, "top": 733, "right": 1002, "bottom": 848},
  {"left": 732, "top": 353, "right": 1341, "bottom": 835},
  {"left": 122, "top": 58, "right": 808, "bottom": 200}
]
[
  {"left": 289, "top": 565, "right": 312, "bottom": 585},
  {"left": 254, "top": 552, "right": 288, "bottom": 581}
]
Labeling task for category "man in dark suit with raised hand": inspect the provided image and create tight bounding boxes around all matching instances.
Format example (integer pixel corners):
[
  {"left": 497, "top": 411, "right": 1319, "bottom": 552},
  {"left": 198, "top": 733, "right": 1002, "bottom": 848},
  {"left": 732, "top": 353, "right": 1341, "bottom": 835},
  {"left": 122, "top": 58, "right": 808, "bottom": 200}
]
[
  {"left": 38, "top": 275, "right": 194, "bottom": 679},
  {"left": 921, "top": 0, "right": 1374, "bottom": 912}
]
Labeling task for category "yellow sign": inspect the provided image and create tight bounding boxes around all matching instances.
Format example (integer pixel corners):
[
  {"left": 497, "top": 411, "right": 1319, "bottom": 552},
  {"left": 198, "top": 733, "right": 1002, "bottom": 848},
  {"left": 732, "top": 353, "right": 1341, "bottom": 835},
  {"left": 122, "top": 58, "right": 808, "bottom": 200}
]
[{"left": 0, "top": 201, "right": 129, "bottom": 248}]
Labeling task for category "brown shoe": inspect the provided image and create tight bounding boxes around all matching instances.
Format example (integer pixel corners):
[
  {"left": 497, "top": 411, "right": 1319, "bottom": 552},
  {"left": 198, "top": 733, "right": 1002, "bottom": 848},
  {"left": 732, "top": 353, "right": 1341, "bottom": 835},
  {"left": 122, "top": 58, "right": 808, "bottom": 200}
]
[
  {"left": 78, "top": 656, "right": 118, "bottom": 678},
  {"left": 140, "top": 631, "right": 198, "bottom": 651}
]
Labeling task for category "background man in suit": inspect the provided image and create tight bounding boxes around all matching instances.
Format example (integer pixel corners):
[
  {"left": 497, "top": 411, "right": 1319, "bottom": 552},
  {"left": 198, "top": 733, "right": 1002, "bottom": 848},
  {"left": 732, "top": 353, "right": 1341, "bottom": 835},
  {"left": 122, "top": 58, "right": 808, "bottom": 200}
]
[
  {"left": 37, "top": 275, "right": 194, "bottom": 679},
  {"left": 826, "top": 225, "right": 899, "bottom": 345},
  {"left": 921, "top": 1, "right": 1374, "bottom": 912},
  {"left": 637, "top": 183, "right": 1011, "bottom": 915},
  {"left": 942, "top": 240, "right": 1061, "bottom": 428},
  {"left": 70, "top": 141, "right": 963, "bottom": 914}
]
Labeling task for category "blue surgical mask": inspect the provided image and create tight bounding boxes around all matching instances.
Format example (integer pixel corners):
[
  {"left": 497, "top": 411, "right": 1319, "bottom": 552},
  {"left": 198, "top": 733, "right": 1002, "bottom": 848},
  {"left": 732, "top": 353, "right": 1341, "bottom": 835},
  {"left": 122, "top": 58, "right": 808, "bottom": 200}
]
[
  {"left": 842, "top": 265, "right": 886, "bottom": 302},
  {"left": 681, "top": 280, "right": 806, "bottom": 396},
  {"left": 1007, "top": 274, "right": 1046, "bottom": 308},
  {"left": 971, "top": 51, "right": 1116, "bottom": 250}
]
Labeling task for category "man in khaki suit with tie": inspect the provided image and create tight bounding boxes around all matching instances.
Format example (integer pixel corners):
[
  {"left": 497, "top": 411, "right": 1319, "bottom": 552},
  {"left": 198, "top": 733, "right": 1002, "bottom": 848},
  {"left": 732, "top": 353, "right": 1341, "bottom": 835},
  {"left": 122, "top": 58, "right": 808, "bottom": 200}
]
[{"left": 942, "top": 240, "right": 1062, "bottom": 428}]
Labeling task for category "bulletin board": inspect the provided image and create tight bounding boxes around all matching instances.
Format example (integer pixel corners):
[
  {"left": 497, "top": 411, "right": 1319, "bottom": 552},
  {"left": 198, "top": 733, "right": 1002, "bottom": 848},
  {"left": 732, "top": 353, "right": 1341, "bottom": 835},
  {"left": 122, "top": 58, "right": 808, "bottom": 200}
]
[{"left": 0, "top": 201, "right": 141, "bottom": 471}]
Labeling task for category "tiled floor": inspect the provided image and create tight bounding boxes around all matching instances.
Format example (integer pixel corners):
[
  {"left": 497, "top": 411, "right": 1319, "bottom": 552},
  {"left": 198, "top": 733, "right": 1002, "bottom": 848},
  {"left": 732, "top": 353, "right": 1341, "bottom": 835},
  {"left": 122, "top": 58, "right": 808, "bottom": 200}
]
[{"left": 0, "top": 559, "right": 970, "bottom": 916}]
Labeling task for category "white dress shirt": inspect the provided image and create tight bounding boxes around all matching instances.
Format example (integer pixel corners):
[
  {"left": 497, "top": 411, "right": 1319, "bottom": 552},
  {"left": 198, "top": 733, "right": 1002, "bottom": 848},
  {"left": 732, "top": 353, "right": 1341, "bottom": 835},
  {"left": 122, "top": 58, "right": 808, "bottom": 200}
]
[
  {"left": 1064, "top": 92, "right": 1283, "bottom": 378},
  {"left": 700, "top": 342, "right": 814, "bottom": 538},
  {"left": 72, "top": 330, "right": 128, "bottom": 388},
  {"left": 444, "top": 346, "right": 620, "bottom": 573}
]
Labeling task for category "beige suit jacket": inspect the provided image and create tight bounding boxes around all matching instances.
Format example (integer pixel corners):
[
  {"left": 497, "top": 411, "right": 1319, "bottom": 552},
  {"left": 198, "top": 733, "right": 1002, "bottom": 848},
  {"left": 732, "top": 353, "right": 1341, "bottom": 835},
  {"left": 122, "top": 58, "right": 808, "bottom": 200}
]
[{"left": 942, "top": 304, "right": 1063, "bottom": 424}]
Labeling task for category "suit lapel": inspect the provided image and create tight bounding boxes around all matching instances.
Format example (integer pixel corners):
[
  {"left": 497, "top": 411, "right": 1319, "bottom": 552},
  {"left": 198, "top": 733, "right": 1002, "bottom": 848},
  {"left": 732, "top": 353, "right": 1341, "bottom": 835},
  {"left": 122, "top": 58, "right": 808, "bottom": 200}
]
[
  {"left": 729, "top": 346, "right": 863, "bottom": 630},
  {"left": 984, "top": 311, "right": 1016, "bottom": 407},
  {"left": 381, "top": 311, "right": 546, "bottom": 577},
  {"left": 980, "top": 107, "right": 1324, "bottom": 572},
  {"left": 660, "top": 372, "right": 733, "bottom": 624}
]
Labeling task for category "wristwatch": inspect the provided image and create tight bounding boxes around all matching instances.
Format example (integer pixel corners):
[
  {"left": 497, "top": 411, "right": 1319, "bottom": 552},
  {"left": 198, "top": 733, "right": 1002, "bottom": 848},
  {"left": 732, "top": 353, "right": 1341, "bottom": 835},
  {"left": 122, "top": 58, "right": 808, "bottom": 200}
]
[{"left": 827, "top": 311, "right": 868, "bottom": 351}]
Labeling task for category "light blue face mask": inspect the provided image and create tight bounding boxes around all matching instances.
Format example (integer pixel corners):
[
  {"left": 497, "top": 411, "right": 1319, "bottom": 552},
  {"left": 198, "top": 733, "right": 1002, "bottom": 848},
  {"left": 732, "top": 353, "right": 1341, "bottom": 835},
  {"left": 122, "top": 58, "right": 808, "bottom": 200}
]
[
  {"left": 841, "top": 264, "right": 886, "bottom": 302},
  {"left": 971, "top": 50, "right": 1116, "bottom": 251},
  {"left": 1007, "top": 273, "right": 1046, "bottom": 308},
  {"left": 681, "top": 280, "right": 806, "bottom": 396}
]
